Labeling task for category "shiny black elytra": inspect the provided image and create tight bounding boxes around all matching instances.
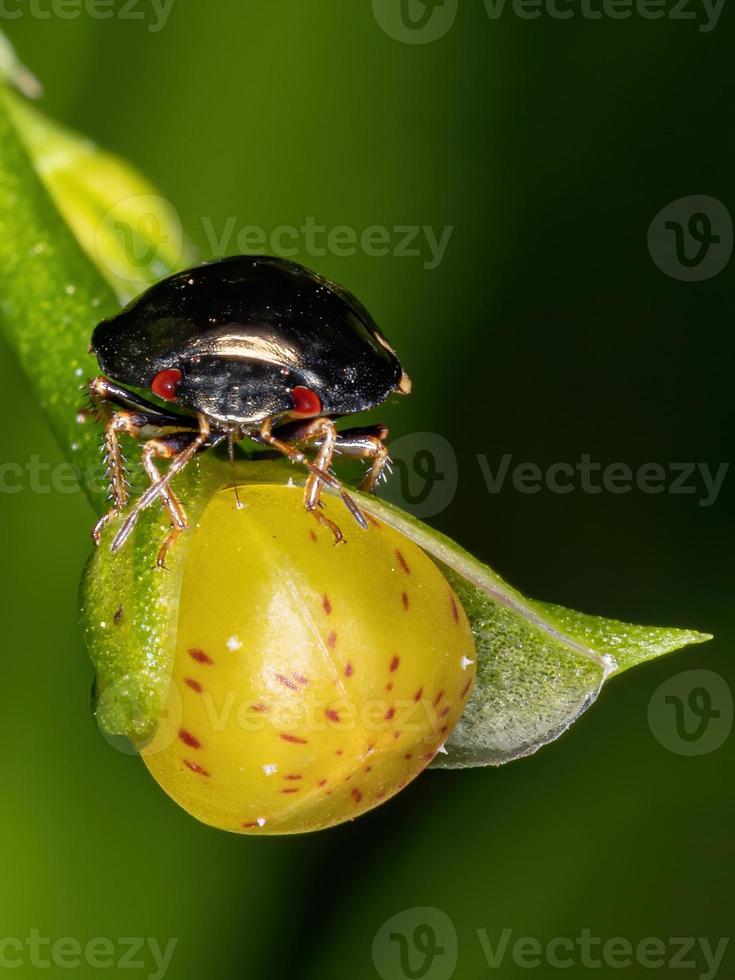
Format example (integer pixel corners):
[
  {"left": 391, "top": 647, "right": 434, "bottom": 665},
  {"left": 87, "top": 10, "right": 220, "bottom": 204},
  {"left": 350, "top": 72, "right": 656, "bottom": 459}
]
[{"left": 88, "top": 255, "right": 411, "bottom": 564}]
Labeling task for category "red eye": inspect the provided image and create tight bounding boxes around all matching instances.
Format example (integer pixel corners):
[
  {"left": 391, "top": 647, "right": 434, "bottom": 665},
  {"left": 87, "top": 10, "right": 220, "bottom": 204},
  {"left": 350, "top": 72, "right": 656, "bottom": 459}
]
[
  {"left": 291, "top": 386, "right": 322, "bottom": 417},
  {"left": 151, "top": 368, "right": 182, "bottom": 402}
]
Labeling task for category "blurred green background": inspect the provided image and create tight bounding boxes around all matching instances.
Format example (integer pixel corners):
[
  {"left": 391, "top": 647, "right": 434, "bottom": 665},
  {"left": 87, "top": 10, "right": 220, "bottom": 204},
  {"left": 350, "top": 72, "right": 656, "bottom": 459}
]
[{"left": 1, "top": 2, "right": 733, "bottom": 978}]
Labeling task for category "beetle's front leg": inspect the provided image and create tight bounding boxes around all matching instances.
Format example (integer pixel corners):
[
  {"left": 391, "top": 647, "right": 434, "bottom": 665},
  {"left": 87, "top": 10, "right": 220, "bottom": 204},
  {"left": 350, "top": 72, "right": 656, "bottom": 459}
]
[
  {"left": 139, "top": 434, "right": 196, "bottom": 568},
  {"left": 331, "top": 424, "right": 391, "bottom": 493},
  {"left": 274, "top": 417, "right": 345, "bottom": 543},
  {"left": 110, "top": 415, "right": 212, "bottom": 557},
  {"left": 91, "top": 411, "right": 131, "bottom": 545},
  {"left": 88, "top": 376, "right": 200, "bottom": 550},
  {"left": 260, "top": 418, "right": 368, "bottom": 540}
]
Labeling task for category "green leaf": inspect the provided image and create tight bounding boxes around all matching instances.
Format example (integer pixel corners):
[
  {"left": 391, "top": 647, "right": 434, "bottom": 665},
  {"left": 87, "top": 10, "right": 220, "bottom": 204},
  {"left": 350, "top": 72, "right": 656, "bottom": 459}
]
[
  {"left": 5, "top": 94, "right": 196, "bottom": 306},
  {"left": 327, "top": 492, "right": 711, "bottom": 767},
  {"left": 0, "top": 35, "right": 711, "bottom": 765}
]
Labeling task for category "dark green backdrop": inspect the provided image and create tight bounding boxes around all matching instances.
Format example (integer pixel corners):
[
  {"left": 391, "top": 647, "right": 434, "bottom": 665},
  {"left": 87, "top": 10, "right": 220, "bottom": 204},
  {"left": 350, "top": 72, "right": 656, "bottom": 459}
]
[{"left": 1, "top": 2, "right": 732, "bottom": 978}]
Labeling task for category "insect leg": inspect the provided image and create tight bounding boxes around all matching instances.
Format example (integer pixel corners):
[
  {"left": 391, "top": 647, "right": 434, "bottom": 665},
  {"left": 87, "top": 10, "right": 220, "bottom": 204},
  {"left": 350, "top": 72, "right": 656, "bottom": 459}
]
[
  {"left": 330, "top": 424, "right": 391, "bottom": 493},
  {"left": 92, "top": 412, "right": 132, "bottom": 545},
  {"left": 110, "top": 415, "right": 213, "bottom": 555},
  {"left": 139, "top": 435, "right": 199, "bottom": 568},
  {"left": 88, "top": 377, "right": 200, "bottom": 547},
  {"left": 261, "top": 418, "right": 368, "bottom": 534},
  {"left": 88, "top": 375, "right": 198, "bottom": 427},
  {"left": 271, "top": 417, "right": 347, "bottom": 543}
]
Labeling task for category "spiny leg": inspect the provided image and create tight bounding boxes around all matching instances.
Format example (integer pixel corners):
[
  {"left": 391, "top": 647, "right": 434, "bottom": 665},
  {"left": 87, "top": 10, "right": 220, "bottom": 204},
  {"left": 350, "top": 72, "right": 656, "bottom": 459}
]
[
  {"left": 111, "top": 414, "right": 212, "bottom": 555},
  {"left": 277, "top": 417, "right": 346, "bottom": 543},
  {"left": 140, "top": 435, "right": 196, "bottom": 568},
  {"left": 88, "top": 375, "right": 200, "bottom": 425},
  {"left": 92, "top": 412, "right": 131, "bottom": 545},
  {"left": 331, "top": 424, "right": 391, "bottom": 493},
  {"left": 87, "top": 376, "right": 199, "bottom": 547},
  {"left": 260, "top": 418, "right": 368, "bottom": 538}
]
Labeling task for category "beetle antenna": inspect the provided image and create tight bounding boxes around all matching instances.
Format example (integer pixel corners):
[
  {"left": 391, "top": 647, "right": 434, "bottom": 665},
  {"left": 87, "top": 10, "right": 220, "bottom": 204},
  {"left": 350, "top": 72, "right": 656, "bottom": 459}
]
[{"left": 228, "top": 431, "right": 244, "bottom": 510}]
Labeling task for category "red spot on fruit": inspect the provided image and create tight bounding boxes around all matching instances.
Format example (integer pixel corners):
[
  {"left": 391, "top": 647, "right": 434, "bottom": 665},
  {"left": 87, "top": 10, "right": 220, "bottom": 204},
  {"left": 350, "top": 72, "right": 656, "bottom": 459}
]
[
  {"left": 450, "top": 594, "right": 460, "bottom": 624},
  {"left": 390, "top": 655, "right": 400, "bottom": 672},
  {"left": 151, "top": 368, "right": 182, "bottom": 402},
  {"left": 401, "top": 591, "right": 409, "bottom": 611},
  {"left": 366, "top": 514, "right": 381, "bottom": 529},
  {"left": 413, "top": 687, "right": 424, "bottom": 702},
  {"left": 385, "top": 707, "right": 396, "bottom": 720},
  {"left": 344, "top": 662, "right": 354, "bottom": 678},
  {"left": 461, "top": 679, "right": 473, "bottom": 698},
  {"left": 318, "top": 779, "right": 328, "bottom": 787},
  {"left": 284, "top": 774, "right": 303, "bottom": 781},
  {"left": 280, "top": 733, "right": 308, "bottom": 744},
  {"left": 281, "top": 788, "right": 300, "bottom": 794},
  {"left": 276, "top": 674, "right": 298, "bottom": 691},
  {"left": 242, "top": 821, "right": 259, "bottom": 828},
  {"left": 326, "top": 708, "right": 341, "bottom": 723},
  {"left": 352, "top": 788, "right": 363, "bottom": 804},
  {"left": 294, "top": 673, "right": 309, "bottom": 687},
  {"left": 440, "top": 706, "right": 451, "bottom": 718},
  {"left": 335, "top": 748, "right": 344, "bottom": 756},
  {"left": 309, "top": 530, "right": 318, "bottom": 543},
  {"left": 250, "top": 703, "right": 270, "bottom": 713},
  {"left": 185, "top": 677, "right": 203, "bottom": 693},
  {"left": 179, "top": 729, "right": 201, "bottom": 749},
  {"left": 396, "top": 550, "right": 411, "bottom": 574},
  {"left": 404, "top": 753, "right": 413, "bottom": 760},
  {"left": 364, "top": 765, "right": 373, "bottom": 773},
  {"left": 183, "top": 759, "right": 209, "bottom": 777},
  {"left": 386, "top": 682, "right": 394, "bottom": 692},
  {"left": 188, "top": 648, "right": 213, "bottom": 665},
  {"left": 291, "top": 385, "right": 322, "bottom": 417},
  {"left": 393, "top": 731, "right": 401, "bottom": 739},
  {"left": 433, "top": 691, "right": 444, "bottom": 707},
  {"left": 327, "top": 631, "right": 337, "bottom": 648},
  {"left": 322, "top": 595, "right": 332, "bottom": 615}
]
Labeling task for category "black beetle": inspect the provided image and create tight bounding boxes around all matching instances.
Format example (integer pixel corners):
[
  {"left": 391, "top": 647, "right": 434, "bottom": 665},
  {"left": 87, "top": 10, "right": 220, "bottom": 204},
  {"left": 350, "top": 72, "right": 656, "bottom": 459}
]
[{"left": 88, "top": 255, "right": 411, "bottom": 563}]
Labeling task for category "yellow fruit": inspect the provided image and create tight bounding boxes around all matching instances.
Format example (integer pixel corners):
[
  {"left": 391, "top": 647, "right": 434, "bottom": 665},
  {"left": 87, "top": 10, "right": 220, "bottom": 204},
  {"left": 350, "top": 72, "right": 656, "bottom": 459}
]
[{"left": 140, "top": 484, "right": 476, "bottom": 834}]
